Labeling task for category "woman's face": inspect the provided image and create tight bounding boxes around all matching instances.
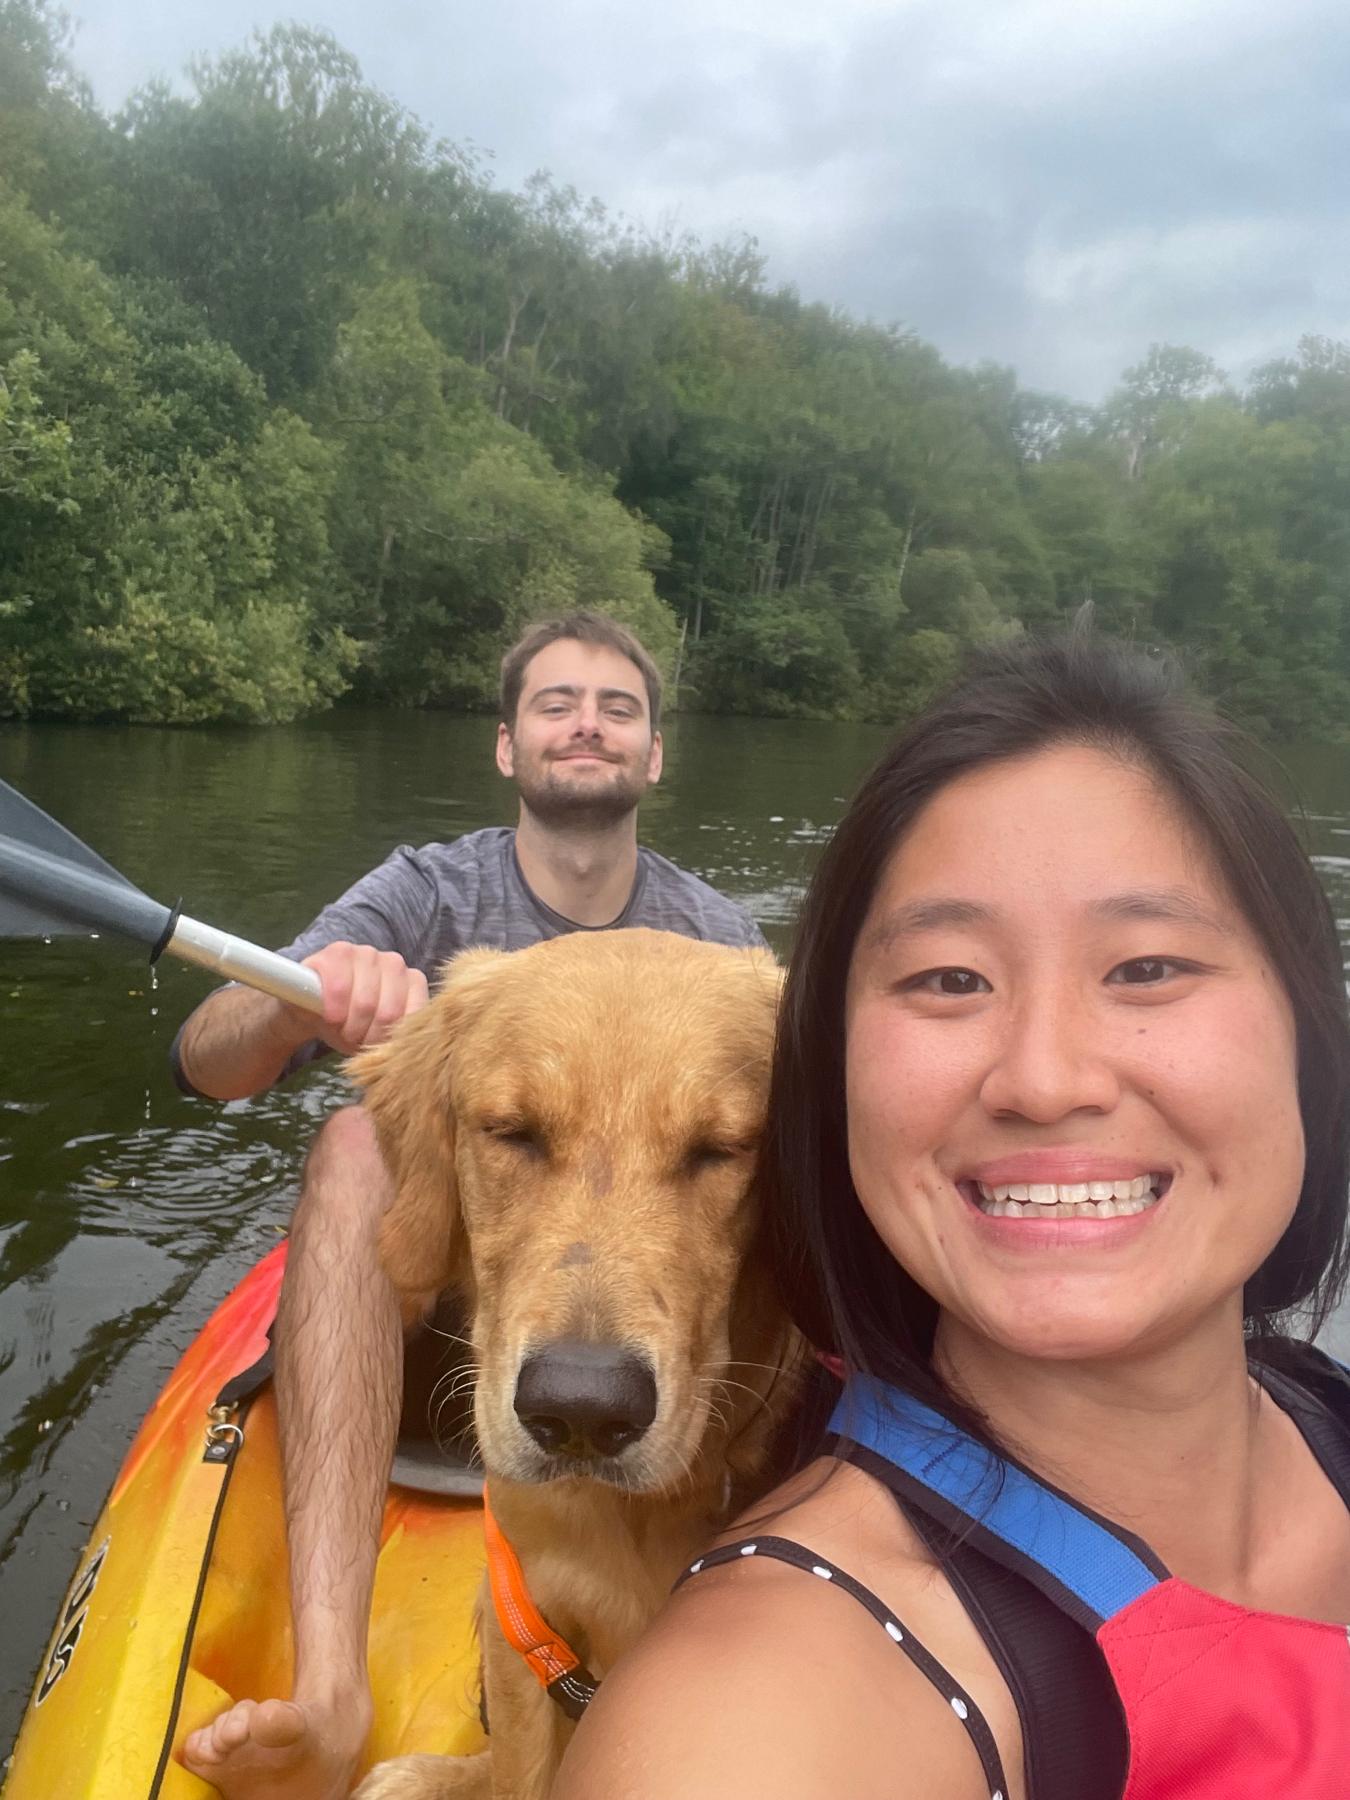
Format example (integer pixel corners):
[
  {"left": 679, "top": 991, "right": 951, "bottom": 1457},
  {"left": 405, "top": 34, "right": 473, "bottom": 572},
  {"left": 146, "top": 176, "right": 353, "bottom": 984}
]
[{"left": 844, "top": 743, "right": 1304, "bottom": 1362}]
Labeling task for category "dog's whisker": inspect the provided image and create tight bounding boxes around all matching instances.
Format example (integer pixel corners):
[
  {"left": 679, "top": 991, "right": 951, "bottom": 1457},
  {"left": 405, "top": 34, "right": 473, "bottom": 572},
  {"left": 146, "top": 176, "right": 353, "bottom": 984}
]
[
  {"left": 701, "top": 1373, "right": 775, "bottom": 1423},
  {"left": 703, "top": 1053, "right": 767, "bottom": 1095},
  {"left": 431, "top": 1393, "right": 483, "bottom": 1456},
  {"left": 431, "top": 1389, "right": 461, "bottom": 1435},
  {"left": 422, "top": 1321, "right": 476, "bottom": 1350},
  {"left": 433, "top": 1414, "right": 483, "bottom": 1464},
  {"left": 662, "top": 1437, "right": 698, "bottom": 1497},
  {"left": 428, "top": 1360, "right": 481, "bottom": 1409},
  {"left": 430, "top": 1365, "right": 477, "bottom": 1406},
  {"left": 694, "top": 1381, "right": 733, "bottom": 1434},
  {"left": 427, "top": 1359, "right": 482, "bottom": 1448},
  {"left": 707, "top": 1375, "right": 765, "bottom": 1400},
  {"left": 444, "top": 1370, "right": 476, "bottom": 1391},
  {"left": 429, "top": 1360, "right": 471, "bottom": 1391}
]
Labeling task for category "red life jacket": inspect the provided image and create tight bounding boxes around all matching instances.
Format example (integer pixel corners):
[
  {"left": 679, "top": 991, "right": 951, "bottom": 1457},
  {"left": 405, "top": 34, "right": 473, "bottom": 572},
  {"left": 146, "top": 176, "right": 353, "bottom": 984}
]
[{"left": 829, "top": 1345, "right": 1350, "bottom": 1800}]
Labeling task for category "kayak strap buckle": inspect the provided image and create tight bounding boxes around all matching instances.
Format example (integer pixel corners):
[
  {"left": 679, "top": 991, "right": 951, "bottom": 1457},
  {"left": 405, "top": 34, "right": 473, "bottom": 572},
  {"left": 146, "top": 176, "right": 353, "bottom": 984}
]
[{"left": 204, "top": 1403, "right": 245, "bottom": 1464}]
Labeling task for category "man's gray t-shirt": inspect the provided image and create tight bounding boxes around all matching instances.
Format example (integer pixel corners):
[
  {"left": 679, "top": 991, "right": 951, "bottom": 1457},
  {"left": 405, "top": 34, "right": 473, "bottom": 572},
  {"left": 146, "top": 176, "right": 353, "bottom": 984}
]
[
  {"left": 174, "top": 827, "right": 765, "bottom": 1091},
  {"left": 280, "top": 827, "right": 765, "bottom": 972}
]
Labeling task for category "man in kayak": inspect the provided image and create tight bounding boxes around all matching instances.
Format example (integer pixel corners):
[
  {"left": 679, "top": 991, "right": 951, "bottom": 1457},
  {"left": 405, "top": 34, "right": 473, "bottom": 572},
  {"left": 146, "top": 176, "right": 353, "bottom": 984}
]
[{"left": 172, "top": 611, "right": 765, "bottom": 1800}]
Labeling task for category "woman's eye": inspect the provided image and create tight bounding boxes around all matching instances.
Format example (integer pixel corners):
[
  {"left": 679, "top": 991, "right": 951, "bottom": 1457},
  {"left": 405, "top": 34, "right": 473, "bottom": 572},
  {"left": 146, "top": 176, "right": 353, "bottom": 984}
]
[
  {"left": 1108, "top": 958, "right": 1188, "bottom": 986},
  {"left": 908, "top": 967, "right": 990, "bottom": 996}
]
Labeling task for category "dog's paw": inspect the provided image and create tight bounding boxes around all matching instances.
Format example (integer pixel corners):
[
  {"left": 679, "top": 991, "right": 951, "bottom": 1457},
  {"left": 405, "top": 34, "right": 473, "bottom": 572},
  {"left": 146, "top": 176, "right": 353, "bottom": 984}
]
[{"left": 353, "top": 1750, "right": 491, "bottom": 1799}]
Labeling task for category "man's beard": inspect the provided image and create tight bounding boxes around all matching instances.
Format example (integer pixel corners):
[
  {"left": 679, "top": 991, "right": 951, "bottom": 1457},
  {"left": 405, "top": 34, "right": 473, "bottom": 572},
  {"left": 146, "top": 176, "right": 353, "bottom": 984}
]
[{"left": 513, "top": 752, "right": 649, "bottom": 829}]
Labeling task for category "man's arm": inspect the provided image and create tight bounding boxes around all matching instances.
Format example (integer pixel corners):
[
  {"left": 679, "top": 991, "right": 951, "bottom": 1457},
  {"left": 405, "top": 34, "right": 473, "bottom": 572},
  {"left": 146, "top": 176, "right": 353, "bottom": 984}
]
[
  {"left": 174, "top": 846, "right": 441, "bottom": 1101},
  {"left": 176, "top": 984, "right": 316, "bottom": 1101},
  {"left": 177, "top": 942, "right": 430, "bottom": 1101}
]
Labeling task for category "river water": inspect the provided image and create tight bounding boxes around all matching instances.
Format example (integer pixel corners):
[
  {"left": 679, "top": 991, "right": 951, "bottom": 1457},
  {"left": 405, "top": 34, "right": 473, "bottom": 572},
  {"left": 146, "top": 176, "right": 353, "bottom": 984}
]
[{"left": 2, "top": 712, "right": 1350, "bottom": 1750}]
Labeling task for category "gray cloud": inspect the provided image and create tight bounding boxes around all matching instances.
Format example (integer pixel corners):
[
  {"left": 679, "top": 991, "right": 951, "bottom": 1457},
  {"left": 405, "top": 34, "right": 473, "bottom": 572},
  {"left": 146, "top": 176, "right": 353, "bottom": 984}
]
[{"left": 62, "top": 0, "right": 1350, "bottom": 397}]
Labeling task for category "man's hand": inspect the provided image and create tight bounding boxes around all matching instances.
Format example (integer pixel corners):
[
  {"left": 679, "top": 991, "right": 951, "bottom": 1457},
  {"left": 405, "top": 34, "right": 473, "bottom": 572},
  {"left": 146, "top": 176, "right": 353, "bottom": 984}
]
[
  {"left": 300, "top": 942, "right": 430, "bottom": 1056},
  {"left": 177, "top": 943, "right": 431, "bottom": 1101}
]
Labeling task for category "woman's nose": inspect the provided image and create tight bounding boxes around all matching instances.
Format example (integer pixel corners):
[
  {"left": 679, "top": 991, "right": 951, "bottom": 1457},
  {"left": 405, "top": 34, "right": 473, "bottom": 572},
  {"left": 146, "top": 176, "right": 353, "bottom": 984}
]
[{"left": 977, "top": 989, "right": 1120, "bottom": 1124}]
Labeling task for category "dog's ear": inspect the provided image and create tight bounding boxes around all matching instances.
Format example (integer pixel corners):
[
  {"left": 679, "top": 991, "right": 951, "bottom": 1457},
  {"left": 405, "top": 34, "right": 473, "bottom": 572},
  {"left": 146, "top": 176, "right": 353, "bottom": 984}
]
[
  {"left": 734, "top": 945, "right": 784, "bottom": 1088},
  {"left": 723, "top": 1259, "right": 809, "bottom": 1488},
  {"left": 744, "top": 945, "right": 784, "bottom": 990},
  {"left": 719, "top": 945, "right": 798, "bottom": 1485},
  {"left": 746, "top": 947, "right": 785, "bottom": 1008},
  {"left": 346, "top": 948, "right": 508, "bottom": 1305}
]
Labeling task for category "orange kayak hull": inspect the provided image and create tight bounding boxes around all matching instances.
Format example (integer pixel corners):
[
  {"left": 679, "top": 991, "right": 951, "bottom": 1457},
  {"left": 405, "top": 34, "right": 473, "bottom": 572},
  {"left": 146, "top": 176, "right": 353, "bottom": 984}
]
[{"left": 5, "top": 1243, "right": 487, "bottom": 1797}]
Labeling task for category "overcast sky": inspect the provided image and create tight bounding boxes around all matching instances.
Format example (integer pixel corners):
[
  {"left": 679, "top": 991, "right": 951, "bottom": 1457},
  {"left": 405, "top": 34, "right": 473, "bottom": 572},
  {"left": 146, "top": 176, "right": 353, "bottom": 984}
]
[{"left": 61, "top": 0, "right": 1350, "bottom": 399}]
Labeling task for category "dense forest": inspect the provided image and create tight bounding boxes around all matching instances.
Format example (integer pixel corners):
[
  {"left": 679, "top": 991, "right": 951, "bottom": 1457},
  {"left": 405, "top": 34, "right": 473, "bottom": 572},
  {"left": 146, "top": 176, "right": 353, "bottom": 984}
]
[{"left": 3, "top": 1, "right": 1350, "bottom": 734}]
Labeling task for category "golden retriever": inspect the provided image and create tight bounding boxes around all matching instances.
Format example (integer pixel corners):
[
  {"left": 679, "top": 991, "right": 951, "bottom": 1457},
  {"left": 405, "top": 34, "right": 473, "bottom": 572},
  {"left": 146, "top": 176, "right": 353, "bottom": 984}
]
[{"left": 349, "top": 928, "right": 805, "bottom": 1800}]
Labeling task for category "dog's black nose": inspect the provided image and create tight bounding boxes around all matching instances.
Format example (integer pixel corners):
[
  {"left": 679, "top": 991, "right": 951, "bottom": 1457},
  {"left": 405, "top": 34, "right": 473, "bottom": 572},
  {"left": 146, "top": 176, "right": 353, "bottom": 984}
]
[{"left": 514, "top": 1341, "right": 657, "bottom": 1460}]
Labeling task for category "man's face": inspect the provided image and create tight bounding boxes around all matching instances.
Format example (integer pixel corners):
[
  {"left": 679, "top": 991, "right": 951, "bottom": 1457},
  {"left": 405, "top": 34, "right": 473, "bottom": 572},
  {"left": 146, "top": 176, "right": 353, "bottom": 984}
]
[{"left": 497, "top": 639, "right": 663, "bottom": 827}]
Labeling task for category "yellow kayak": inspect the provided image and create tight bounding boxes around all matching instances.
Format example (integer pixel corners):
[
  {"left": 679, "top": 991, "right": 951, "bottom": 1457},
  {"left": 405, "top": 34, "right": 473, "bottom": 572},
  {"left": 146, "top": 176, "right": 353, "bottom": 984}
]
[{"left": 5, "top": 1243, "right": 488, "bottom": 1797}]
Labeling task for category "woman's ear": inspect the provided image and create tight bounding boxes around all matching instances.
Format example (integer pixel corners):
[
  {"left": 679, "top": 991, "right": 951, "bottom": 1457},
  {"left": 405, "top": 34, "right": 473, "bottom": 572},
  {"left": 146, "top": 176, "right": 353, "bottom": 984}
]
[{"left": 346, "top": 949, "right": 508, "bottom": 1302}]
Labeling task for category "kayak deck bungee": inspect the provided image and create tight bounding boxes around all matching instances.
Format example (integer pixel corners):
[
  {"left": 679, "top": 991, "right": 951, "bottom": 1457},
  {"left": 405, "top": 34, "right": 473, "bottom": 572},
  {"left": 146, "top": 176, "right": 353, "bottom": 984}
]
[{"left": 5, "top": 1243, "right": 488, "bottom": 1798}]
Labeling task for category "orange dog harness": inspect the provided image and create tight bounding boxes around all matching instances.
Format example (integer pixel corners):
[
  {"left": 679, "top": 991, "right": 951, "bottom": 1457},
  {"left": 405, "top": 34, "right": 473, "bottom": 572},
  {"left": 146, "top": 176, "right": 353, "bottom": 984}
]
[{"left": 482, "top": 1493, "right": 600, "bottom": 1721}]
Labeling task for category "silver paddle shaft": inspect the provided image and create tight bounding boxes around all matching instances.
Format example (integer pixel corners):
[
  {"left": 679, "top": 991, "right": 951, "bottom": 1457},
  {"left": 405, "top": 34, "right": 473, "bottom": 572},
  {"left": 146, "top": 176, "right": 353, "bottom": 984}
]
[{"left": 166, "top": 914, "right": 324, "bottom": 1015}]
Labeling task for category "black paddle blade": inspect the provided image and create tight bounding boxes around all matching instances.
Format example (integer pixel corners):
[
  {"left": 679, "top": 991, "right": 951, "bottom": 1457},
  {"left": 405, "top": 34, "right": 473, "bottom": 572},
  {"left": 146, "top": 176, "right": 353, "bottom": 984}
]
[
  {"left": 0, "top": 779, "right": 130, "bottom": 885},
  {"left": 0, "top": 778, "right": 172, "bottom": 948}
]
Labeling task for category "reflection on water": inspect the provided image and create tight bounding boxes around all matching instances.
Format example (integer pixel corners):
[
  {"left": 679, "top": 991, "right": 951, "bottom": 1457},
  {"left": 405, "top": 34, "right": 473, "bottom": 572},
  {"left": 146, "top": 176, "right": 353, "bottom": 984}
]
[{"left": 1, "top": 713, "right": 1349, "bottom": 1745}]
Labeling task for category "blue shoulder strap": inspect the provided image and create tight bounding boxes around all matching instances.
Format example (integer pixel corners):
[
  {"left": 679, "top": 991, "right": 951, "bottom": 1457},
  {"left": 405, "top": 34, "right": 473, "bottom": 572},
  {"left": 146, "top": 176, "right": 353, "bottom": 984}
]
[{"left": 830, "top": 1375, "right": 1166, "bottom": 1631}]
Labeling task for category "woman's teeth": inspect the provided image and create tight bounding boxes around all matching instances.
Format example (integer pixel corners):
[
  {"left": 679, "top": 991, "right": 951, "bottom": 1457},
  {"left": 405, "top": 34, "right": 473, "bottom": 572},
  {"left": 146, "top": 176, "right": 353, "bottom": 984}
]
[{"left": 975, "top": 1175, "right": 1161, "bottom": 1219}]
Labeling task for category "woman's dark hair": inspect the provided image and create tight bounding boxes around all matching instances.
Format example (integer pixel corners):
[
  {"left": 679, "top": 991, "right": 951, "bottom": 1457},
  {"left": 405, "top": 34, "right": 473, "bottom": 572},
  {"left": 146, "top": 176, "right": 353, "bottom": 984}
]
[{"left": 765, "top": 630, "right": 1350, "bottom": 1435}]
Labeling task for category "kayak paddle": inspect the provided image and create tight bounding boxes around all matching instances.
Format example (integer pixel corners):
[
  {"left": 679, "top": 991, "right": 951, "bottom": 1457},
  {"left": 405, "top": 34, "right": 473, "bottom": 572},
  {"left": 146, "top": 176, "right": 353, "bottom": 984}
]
[{"left": 0, "top": 776, "right": 323, "bottom": 1013}]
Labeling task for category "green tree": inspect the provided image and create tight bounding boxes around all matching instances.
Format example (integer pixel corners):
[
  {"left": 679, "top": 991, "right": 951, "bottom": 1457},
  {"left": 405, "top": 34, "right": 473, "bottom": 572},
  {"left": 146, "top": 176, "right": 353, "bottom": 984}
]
[
  {"left": 1100, "top": 343, "right": 1226, "bottom": 480},
  {"left": 4, "top": 9, "right": 1350, "bottom": 738},
  {"left": 114, "top": 25, "right": 428, "bottom": 398},
  {"left": 0, "top": 191, "right": 351, "bottom": 722},
  {"left": 319, "top": 278, "right": 673, "bottom": 706}
]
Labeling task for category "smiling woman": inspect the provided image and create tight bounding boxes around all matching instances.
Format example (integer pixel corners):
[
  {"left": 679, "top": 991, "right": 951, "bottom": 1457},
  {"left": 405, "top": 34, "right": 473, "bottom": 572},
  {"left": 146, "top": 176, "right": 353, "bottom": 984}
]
[
  {"left": 844, "top": 743, "right": 1307, "bottom": 1371},
  {"left": 554, "top": 631, "right": 1350, "bottom": 1800}
]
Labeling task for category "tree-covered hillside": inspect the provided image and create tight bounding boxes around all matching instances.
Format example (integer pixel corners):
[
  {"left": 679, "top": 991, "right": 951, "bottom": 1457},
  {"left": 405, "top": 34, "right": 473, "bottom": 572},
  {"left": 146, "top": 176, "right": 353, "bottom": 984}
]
[{"left": 4, "top": 1, "right": 1350, "bottom": 733}]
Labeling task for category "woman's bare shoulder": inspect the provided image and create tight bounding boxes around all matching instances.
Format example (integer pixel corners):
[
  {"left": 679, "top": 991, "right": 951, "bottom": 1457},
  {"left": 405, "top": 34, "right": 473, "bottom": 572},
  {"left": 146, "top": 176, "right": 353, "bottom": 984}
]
[
  {"left": 717, "top": 1452, "right": 919, "bottom": 1552},
  {"left": 553, "top": 1461, "right": 996, "bottom": 1800}
]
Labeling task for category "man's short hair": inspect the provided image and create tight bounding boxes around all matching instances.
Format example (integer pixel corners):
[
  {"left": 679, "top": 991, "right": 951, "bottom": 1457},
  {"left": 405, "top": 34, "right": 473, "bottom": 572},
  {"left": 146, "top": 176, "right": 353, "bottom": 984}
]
[{"left": 499, "top": 611, "right": 664, "bottom": 731}]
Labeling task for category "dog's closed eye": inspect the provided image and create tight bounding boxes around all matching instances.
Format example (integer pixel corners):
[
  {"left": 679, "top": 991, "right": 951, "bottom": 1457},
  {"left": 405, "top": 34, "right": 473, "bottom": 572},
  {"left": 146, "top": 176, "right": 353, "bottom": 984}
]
[
  {"left": 681, "top": 1141, "right": 746, "bottom": 1178},
  {"left": 482, "top": 1119, "right": 547, "bottom": 1159}
]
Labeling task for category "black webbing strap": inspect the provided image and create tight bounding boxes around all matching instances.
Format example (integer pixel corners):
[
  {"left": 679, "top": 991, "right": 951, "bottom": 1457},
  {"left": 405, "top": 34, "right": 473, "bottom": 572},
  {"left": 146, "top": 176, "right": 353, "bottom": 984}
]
[
  {"left": 149, "top": 1397, "right": 253, "bottom": 1797},
  {"left": 1254, "top": 1344, "right": 1350, "bottom": 1507},
  {"left": 211, "top": 1335, "right": 275, "bottom": 1413},
  {"left": 903, "top": 1502, "right": 1128, "bottom": 1800},
  {"left": 544, "top": 1665, "right": 601, "bottom": 1722}
]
